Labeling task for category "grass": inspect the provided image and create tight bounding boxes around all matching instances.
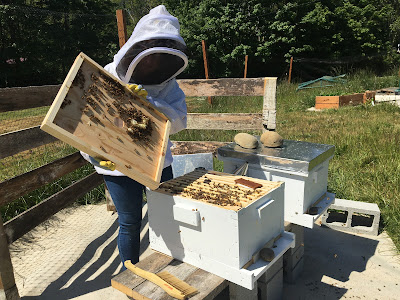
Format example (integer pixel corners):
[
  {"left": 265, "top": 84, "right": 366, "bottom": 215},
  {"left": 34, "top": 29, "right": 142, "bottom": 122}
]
[{"left": 1, "top": 69, "right": 400, "bottom": 251}]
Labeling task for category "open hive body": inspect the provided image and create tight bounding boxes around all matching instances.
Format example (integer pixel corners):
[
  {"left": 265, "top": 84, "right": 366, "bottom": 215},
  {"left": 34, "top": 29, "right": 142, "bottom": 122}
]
[
  {"left": 147, "top": 169, "right": 294, "bottom": 289},
  {"left": 41, "top": 53, "right": 170, "bottom": 189},
  {"left": 218, "top": 139, "right": 335, "bottom": 228}
]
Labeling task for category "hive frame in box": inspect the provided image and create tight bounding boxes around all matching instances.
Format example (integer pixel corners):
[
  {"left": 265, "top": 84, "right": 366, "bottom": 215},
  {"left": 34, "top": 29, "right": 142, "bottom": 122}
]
[
  {"left": 146, "top": 169, "right": 295, "bottom": 289},
  {"left": 41, "top": 52, "right": 171, "bottom": 189}
]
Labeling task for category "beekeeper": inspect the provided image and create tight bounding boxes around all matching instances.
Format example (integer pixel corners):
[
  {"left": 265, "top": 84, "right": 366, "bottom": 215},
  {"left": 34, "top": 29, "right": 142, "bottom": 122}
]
[{"left": 81, "top": 5, "right": 188, "bottom": 268}]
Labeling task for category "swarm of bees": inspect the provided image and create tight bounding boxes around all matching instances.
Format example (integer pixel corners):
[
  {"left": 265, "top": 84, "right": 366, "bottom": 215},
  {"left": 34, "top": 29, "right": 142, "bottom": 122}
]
[
  {"left": 71, "top": 70, "right": 153, "bottom": 144},
  {"left": 112, "top": 100, "right": 153, "bottom": 142}
]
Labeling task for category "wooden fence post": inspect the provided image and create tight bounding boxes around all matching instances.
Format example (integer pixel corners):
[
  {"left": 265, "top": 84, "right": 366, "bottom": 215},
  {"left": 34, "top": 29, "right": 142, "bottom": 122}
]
[
  {"left": 288, "top": 56, "right": 293, "bottom": 84},
  {"left": 116, "top": 9, "right": 128, "bottom": 48},
  {"left": 202, "top": 40, "right": 212, "bottom": 104},
  {"left": 244, "top": 55, "right": 248, "bottom": 79},
  {"left": 262, "top": 78, "right": 277, "bottom": 132},
  {"left": 105, "top": 9, "right": 128, "bottom": 212},
  {"left": 0, "top": 215, "right": 20, "bottom": 300}
]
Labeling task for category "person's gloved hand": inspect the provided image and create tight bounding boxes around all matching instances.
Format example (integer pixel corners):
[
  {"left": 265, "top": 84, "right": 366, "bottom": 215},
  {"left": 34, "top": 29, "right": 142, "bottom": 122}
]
[
  {"left": 89, "top": 156, "right": 116, "bottom": 171},
  {"left": 127, "top": 84, "right": 148, "bottom": 98}
]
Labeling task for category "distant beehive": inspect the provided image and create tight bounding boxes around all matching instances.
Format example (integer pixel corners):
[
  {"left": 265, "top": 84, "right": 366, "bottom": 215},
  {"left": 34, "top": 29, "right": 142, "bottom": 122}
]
[{"left": 41, "top": 52, "right": 171, "bottom": 189}]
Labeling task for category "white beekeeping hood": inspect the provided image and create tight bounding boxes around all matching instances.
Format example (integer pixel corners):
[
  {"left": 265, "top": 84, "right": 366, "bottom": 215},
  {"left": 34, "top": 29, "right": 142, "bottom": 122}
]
[{"left": 113, "top": 5, "right": 188, "bottom": 84}]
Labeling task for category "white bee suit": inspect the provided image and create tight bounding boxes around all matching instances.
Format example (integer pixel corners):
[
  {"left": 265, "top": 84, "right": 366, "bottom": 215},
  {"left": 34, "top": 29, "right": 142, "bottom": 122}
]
[{"left": 81, "top": 5, "right": 188, "bottom": 177}]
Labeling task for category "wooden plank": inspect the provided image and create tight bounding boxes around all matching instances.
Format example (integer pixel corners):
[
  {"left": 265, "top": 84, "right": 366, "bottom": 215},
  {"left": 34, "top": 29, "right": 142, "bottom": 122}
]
[
  {"left": 135, "top": 260, "right": 198, "bottom": 299},
  {"left": 116, "top": 9, "right": 128, "bottom": 48},
  {"left": 111, "top": 252, "right": 174, "bottom": 298},
  {"left": 186, "top": 113, "right": 262, "bottom": 130},
  {"left": 171, "top": 141, "right": 227, "bottom": 155},
  {"left": 0, "top": 215, "right": 20, "bottom": 300},
  {"left": 0, "top": 152, "right": 87, "bottom": 207},
  {"left": 339, "top": 93, "right": 364, "bottom": 106},
  {"left": 244, "top": 55, "right": 248, "bottom": 79},
  {"left": 288, "top": 57, "right": 293, "bottom": 84},
  {"left": 0, "top": 85, "right": 60, "bottom": 113},
  {"left": 0, "top": 126, "right": 57, "bottom": 160},
  {"left": 262, "top": 78, "right": 277, "bottom": 131},
  {"left": 176, "top": 268, "right": 227, "bottom": 300},
  {"left": 315, "top": 103, "right": 339, "bottom": 109},
  {"left": 201, "top": 40, "right": 212, "bottom": 105},
  {"left": 112, "top": 252, "right": 227, "bottom": 300},
  {"left": 315, "top": 96, "right": 340, "bottom": 109},
  {"left": 177, "top": 78, "right": 270, "bottom": 97},
  {"left": 0, "top": 78, "right": 272, "bottom": 113},
  {"left": 40, "top": 52, "right": 171, "bottom": 190},
  {"left": 3, "top": 172, "right": 102, "bottom": 244}
]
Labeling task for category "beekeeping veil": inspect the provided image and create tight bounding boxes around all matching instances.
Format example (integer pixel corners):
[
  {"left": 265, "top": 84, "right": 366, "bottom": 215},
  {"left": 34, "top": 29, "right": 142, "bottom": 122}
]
[{"left": 114, "top": 5, "right": 188, "bottom": 85}]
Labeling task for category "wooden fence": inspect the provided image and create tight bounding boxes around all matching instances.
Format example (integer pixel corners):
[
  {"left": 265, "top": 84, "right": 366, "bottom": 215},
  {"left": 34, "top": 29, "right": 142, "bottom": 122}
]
[{"left": 0, "top": 77, "right": 276, "bottom": 299}]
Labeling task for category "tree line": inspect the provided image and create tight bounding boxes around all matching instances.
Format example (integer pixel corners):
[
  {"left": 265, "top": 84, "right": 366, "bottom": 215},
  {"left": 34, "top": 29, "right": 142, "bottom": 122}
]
[{"left": 1, "top": 0, "right": 399, "bottom": 87}]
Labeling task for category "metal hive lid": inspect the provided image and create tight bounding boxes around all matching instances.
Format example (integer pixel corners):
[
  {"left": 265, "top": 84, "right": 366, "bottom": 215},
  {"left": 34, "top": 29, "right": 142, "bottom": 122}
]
[{"left": 218, "top": 139, "right": 335, "bottom": 174}]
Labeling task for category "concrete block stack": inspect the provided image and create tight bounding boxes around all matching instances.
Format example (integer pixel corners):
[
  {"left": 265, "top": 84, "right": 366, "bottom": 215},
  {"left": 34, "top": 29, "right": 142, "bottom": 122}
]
[{"left": 283, "top": 223, "right": 305, "bottom": 284}]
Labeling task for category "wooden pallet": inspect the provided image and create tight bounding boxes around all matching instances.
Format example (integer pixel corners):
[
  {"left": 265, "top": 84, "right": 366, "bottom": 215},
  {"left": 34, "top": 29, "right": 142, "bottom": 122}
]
[
  {"left": 41, "top": 53, "right": 171, "bottom": 189},
  {"left": 111, "top": 251, "right": 228, "bottom": 300},
  {"left": 156, "top": 169, "right": 282, "bottom": 211}
]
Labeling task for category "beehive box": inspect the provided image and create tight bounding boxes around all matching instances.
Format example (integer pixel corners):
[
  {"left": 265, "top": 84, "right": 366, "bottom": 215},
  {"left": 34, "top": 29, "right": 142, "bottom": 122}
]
[
  {"left": 41, "top": 53, "right": 171, "bottom": 189},
  {"left": 147, "top": 169, "right": 293, "bottom": 289},
  {"left": 218, "top": 139, "right": 335, "bottom": 228},
  {"left": 315, "top": 93, "right": 364, "bottom": 109}
]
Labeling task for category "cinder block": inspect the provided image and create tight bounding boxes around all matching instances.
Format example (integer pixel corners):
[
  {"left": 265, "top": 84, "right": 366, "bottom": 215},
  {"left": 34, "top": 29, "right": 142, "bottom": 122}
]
[
  {"left": 283, "top": 244, "right": 304, "bottom": 272},
  {"left": 321, "top": 198, "right": 380, "bottom": 236},
  {"left": 258, "top": 256, "right": 283, "bottom": 283},
  {"left": 229, "top": 281, "right": 258, "bottom": 300},
  {"left": 283, "top": 257, "right": 304, "bottom": 284},
  {"left": 284, "top": 223, "right": 304, "bottom": 254},
  {"left": 258, "top": 269, "right": 283, "bottom": 300}
]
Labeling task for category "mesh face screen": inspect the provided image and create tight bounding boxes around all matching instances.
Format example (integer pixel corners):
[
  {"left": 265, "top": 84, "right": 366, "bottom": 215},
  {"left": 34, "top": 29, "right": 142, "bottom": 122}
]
[
  {"left": 130, "top": 53, "right": 185, "bottom": 85},
  {"left": 116, "top": 39, "right": 187, "bottom": 82}
]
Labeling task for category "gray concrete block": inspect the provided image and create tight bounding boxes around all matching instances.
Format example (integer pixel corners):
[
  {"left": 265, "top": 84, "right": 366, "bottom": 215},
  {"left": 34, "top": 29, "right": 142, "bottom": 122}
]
[
  {"left": 284, "top": 223, "right": 304, "bottom": 255},
  {"left": 258, "top": 256, "right": 283, "bottom": 284},
  {"left": 258, "top": 269, "right": 283, "bottom": 300},
  {"left": 283, "top": 244, "right": 304, "bottom": 272},
  {"left": 229, "top": 281, "right": 258, "bottom": 300},
  {"left": 283, "top": 257, "right": 304, "bottom": 284},
  {"left": 321, "top": 198, "right": 380, "bottom": 236}
]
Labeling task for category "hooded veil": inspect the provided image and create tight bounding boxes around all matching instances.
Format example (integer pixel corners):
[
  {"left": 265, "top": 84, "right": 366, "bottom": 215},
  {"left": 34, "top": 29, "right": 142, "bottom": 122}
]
[{"left": 81, "top": 5, "right": 188, "bottom": 176}]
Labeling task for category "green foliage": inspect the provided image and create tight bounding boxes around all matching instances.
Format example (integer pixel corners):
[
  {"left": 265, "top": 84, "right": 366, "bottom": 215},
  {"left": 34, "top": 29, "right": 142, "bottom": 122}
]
[
  {"left": 0, "top": 1, "right": 118, "bottom": 87},
  {"left": 164, "top": 0, "right": 400, "bottom": 79},
  {"left": 1, "top": 1, "right": 400, "bottom": 83}
]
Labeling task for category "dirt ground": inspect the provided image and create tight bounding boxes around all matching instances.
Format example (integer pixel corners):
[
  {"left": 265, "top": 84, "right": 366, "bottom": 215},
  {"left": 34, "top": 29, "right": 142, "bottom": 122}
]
[{"left": 8, "top": 203, "right": 400, "bottom": 300}]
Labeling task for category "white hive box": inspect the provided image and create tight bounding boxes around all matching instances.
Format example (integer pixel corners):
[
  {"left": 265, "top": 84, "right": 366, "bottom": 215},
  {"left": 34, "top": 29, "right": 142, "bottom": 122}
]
[
  {"left": 146, "top": 169, "right": 294, "bottom": 289},
  {"left": 218, "top": 139, "right": 335, "bottom": 228}
]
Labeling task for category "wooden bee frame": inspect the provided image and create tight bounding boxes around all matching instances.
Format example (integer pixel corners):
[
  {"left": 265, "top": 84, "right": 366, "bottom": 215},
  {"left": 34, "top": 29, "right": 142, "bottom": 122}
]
[{"left": 41, "top": 53, "right": 171, "bottom": 189}]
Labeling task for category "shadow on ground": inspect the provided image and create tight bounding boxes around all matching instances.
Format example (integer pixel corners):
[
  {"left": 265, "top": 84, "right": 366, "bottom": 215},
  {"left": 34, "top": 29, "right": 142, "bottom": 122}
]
[
  {"left": 21, "top": 211, "right": 150, "bottom": 300},
  {"left": 283, "top": 225, "right": 379, "bottom": 300}
]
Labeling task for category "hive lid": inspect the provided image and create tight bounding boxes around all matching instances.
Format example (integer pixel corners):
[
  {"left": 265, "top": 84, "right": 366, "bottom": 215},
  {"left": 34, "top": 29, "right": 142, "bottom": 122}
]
[{"left": 218, "top": 139, "right": 335, "bottom": 174}]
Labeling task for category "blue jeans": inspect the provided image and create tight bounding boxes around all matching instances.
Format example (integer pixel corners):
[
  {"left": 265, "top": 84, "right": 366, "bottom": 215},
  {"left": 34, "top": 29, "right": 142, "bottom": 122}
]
[{"left": 104, "top": 166, "right": 173, "bottom": 268}]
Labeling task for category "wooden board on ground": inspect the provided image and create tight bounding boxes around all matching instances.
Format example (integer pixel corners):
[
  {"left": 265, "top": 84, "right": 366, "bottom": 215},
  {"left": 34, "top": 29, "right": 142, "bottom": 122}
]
[
  {"left": 111, "top": 252, "right": 228, "bottom": 300},
  {"left": 40, "top": 52, "right": 171, "bottom": 189}
]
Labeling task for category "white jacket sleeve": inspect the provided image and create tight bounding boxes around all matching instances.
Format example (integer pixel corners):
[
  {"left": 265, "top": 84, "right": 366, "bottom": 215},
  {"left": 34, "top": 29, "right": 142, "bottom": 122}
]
[{"left": 145, "top": 80, "right": 187, "bottom": 135}]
